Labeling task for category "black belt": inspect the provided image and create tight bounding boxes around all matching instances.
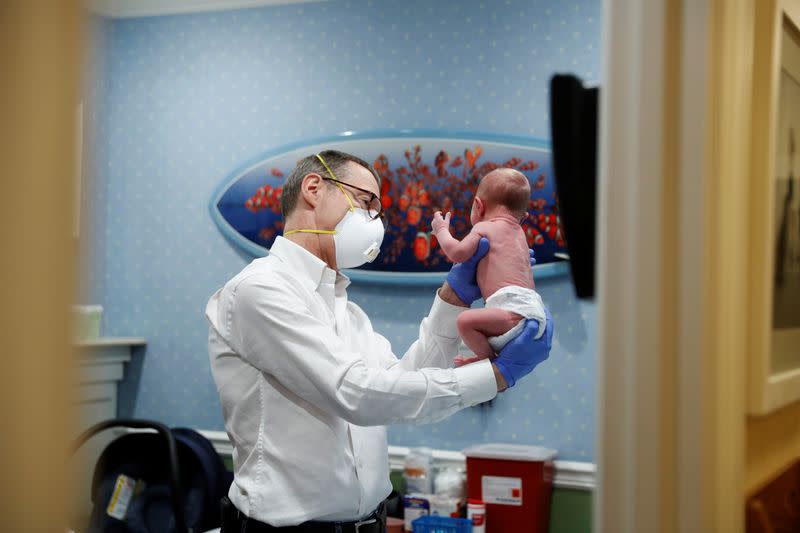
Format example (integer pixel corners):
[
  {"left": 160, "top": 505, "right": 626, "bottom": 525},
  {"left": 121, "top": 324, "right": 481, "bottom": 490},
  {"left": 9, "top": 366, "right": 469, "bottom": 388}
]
[{"left": 220, "top": 496, "right": 387, "bottom": 533}]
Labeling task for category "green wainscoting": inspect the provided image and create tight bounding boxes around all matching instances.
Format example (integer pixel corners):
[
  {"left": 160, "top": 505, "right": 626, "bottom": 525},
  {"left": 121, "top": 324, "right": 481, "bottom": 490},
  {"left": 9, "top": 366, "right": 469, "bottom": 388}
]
[{"left": 548, "top": 487, "right": 593, "bottom": 533}]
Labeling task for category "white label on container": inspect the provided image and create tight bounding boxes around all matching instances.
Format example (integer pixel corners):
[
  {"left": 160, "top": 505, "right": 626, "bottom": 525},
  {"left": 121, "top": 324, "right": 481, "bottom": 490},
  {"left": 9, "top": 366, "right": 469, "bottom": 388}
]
[
  {"left": 481, "top": 475, "right": 523, "bottom": 506},
  {"left": 106, "top": 474, "right": 136, "bottom": 520}
]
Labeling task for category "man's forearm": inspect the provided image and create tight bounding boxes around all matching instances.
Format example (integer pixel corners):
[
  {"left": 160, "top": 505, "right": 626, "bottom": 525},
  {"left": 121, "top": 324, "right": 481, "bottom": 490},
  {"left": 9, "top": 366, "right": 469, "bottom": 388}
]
[{"left": 438, "top": 282, "right": 468, "bottom": 307}]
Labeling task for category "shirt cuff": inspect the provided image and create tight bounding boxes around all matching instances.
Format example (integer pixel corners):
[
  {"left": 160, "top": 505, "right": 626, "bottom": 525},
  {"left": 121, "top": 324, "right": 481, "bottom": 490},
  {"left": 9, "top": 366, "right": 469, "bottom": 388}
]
[
  {"left": 428, "top": 292, "right": 466, "bottom": 339},
  {"left": 454, "top": 359, "right": 498, "bottom": 406}
]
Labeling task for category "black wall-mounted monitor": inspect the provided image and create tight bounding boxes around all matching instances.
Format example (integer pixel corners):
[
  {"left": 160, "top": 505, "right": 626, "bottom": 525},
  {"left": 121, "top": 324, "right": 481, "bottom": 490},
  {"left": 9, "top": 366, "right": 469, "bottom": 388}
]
[{"left": 549, "top": 74, "right": 598, "bottom": 300}]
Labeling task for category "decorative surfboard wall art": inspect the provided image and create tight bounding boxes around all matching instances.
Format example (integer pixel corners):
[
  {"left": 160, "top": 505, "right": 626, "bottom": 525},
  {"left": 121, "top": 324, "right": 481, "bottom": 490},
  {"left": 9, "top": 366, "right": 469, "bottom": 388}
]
[{"left": 210, "top": 130, "right": 569, "bottom": 283}]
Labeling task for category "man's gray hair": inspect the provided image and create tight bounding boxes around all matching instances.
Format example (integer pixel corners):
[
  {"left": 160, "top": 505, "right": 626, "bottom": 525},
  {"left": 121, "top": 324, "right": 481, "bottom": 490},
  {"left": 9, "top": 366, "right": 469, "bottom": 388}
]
[{"left": 280, "top": 150, "right": 381, "bottom": 220}]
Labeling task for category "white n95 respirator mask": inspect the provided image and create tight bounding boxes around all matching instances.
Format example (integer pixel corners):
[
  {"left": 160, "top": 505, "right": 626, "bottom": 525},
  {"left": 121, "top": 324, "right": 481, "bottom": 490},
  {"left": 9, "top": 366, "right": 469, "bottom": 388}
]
[
  {"left": 331, "top": 208, "right": 385, "bottom": 269},
  {"left": 284, "top": 208, "right": 384, "bottom": 269}
]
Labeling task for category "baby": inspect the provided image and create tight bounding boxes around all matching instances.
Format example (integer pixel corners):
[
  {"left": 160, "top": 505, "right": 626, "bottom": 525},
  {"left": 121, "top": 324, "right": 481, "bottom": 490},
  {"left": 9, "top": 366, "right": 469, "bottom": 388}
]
[{"left": 432, "top": 168, "right": 547, "bottom": 363}]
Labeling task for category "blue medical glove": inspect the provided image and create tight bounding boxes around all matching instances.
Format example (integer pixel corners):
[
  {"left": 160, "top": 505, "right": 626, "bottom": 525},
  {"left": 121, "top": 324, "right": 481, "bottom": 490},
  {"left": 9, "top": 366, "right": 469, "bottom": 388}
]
[
  {"left": 446, "top": 237, "right": 490, "bottom": 305},
  {"left": 494, "top": 307, "right": 553, "bottom": 388},
  {"left": 529, "top": 248, "right": 537, "bottom": 267}
]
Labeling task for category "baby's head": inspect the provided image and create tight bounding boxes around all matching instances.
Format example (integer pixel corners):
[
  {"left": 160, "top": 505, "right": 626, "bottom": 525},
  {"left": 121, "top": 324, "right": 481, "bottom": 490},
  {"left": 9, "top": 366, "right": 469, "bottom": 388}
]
[{"left": 470, "top": 168, "right": 531, "bottom": 225}]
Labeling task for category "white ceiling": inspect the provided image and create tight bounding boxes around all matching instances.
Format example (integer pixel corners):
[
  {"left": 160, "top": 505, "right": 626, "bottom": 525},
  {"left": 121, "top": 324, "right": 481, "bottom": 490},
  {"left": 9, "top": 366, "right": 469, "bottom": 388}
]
[{"left": 86, "top": 0, "right": 328, "bottom": 18}]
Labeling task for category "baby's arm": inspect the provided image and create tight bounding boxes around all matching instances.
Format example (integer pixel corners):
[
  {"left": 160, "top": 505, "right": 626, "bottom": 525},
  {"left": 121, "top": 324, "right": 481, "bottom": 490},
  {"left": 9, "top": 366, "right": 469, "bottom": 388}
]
[{"left": 432, "top": 212, "right": 486, "bottom": 263}]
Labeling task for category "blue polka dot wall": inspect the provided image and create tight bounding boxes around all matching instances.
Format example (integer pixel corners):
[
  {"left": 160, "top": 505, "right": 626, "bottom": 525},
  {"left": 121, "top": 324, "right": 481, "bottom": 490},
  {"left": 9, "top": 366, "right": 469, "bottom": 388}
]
[{"left": 84, "top": 0, "right": 600, "bottom": 461}]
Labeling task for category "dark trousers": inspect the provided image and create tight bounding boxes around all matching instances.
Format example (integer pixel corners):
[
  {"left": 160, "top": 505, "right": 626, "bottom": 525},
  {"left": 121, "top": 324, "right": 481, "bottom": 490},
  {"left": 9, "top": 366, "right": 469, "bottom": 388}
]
[{"left": 220, "top": 496, "right": 387, "bottom": 533}]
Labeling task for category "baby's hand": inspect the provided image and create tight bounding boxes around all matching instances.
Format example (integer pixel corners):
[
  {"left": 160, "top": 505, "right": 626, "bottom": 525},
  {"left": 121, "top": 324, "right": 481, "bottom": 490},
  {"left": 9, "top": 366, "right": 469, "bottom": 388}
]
[{"left": 431, "top": 211, "right": 451, "bottom": 235}]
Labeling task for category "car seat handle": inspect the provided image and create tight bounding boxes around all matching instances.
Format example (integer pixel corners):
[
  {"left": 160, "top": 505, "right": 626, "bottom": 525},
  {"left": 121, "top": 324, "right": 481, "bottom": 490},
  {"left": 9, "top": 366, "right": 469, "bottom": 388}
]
[{"left": 73, "top": 419, "right": 189, "bottom": 533}]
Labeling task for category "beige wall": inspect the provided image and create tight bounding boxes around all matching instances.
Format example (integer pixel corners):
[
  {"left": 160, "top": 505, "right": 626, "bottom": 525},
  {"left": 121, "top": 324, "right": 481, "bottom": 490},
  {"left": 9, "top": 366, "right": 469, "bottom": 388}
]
[{"left": 0, "top": 2, "right": 81, "bottom": 530}]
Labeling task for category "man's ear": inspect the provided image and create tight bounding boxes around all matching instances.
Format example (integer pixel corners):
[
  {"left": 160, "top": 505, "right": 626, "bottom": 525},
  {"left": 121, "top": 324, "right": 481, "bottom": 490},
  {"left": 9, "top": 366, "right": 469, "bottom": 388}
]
[{"left": 300, "top": 173, "right": 325, "bottom": 208}]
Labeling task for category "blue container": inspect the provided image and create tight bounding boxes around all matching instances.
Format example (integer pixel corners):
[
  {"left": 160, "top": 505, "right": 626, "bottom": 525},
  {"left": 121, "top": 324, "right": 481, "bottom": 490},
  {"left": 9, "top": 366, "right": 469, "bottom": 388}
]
[{"left": 412, "top": 515, "right": 473, "bottom": 533}]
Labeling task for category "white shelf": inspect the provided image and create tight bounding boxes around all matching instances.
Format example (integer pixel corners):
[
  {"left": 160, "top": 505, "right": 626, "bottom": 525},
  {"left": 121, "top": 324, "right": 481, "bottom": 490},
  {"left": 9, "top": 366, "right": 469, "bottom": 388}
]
[{"left": 74, "top": 337, "right": 146, "bottom": 348}]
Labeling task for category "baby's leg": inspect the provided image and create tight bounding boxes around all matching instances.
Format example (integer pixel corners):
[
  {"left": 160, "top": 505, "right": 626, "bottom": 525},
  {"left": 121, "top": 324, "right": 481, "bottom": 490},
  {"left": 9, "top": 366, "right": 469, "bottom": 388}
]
[{"left": 456, "top": 308, "right": 524, "bottom": 360}]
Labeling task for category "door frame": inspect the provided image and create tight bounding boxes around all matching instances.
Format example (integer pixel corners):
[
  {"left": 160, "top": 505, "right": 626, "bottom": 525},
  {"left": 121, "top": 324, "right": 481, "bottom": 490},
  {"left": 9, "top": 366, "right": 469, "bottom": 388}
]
[{"left": 596, "top": 1, "right": 753, "bottom": 531}]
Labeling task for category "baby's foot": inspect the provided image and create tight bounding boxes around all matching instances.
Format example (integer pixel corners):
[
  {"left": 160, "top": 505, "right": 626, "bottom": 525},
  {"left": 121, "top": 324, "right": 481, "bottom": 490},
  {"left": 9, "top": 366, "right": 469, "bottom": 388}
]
[{"left": 454, "top": 354, "right": 488, "bottom": 367}]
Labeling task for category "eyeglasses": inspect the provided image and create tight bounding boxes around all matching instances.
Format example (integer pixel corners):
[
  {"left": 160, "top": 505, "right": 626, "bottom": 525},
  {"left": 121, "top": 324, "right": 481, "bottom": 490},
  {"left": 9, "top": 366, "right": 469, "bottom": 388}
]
[{"left": 315, "top": 154, "right": 386, "bottom": 227}]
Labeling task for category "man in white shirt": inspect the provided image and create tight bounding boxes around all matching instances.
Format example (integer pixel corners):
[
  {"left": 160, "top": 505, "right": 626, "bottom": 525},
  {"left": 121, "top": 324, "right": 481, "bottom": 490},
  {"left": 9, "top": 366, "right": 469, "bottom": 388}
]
[{"left": 206, "top": 150, "right": 553, "bottom": 533}]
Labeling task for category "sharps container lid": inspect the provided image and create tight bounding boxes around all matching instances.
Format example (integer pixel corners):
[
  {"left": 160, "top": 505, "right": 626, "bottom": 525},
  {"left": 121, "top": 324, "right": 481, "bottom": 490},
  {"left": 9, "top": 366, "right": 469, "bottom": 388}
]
[{"left": 462, "top": 443, "right": 557, "bottom": 462}]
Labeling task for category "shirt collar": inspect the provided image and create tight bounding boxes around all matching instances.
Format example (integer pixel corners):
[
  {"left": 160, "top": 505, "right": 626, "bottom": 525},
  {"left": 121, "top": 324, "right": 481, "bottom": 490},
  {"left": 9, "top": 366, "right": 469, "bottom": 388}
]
[{"left": 268, "top": 236, "right": 351, "bottom": 292}]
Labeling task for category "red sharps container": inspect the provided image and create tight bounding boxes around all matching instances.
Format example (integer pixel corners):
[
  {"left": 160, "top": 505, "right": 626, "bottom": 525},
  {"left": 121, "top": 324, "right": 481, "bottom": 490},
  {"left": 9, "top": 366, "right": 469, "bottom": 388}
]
[{"left": 463, "top": 443, "right": 557, "bottom": 533}]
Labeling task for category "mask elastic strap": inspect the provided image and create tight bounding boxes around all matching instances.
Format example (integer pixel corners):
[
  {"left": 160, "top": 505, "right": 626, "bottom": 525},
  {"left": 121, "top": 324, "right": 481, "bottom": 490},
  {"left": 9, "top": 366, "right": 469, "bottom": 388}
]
[
  {"left": 316, "top": 153, "right": 356, "bottom": 212},
  {"left": 284, "top": 229, "right": 337, "bottom": 236}
]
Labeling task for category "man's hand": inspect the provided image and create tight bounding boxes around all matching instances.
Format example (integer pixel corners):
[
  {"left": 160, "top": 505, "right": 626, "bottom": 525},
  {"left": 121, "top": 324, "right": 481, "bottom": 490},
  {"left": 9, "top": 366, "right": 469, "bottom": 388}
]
[
  {"left": 432, "top": 211, "right": 451, "bottom": 236},
  {"left": 494, "top": 307, "right": 553, "bottom": 389},
  {"left": 445, "top": 237, "right": 490, "bottom": 305}
]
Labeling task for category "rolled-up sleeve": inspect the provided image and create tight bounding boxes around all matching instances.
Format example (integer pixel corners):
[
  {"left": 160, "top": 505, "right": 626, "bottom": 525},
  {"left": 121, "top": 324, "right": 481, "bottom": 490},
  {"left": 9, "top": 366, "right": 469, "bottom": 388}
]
[
  {"left": 368, "top": 292, "right": 466, "bottom": 372},
  {"left": 231, "top": 277, "right": 497, "bottom": 427}
]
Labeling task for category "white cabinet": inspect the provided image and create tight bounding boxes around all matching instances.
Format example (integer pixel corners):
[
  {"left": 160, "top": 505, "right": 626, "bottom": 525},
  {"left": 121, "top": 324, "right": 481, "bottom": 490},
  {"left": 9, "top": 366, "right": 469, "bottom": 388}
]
[{"left": 75, "top": 337, "right": 144, "bottom": 430}]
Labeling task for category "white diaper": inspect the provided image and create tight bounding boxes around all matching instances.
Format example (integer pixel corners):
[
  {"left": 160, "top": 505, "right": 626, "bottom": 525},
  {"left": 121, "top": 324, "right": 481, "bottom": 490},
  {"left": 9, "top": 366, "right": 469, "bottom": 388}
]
[{"left": 485, "top": 285, "right": 547, "bottom": 351}]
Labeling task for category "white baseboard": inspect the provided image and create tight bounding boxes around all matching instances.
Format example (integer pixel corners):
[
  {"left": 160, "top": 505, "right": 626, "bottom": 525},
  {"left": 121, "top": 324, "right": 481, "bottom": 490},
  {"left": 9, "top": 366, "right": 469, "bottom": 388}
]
[
  {"left": 197, "top": 430, "right": 595, "bottom": 491},
  {"left": 198, "top": 429, "right": 233, "bottom": 456}
]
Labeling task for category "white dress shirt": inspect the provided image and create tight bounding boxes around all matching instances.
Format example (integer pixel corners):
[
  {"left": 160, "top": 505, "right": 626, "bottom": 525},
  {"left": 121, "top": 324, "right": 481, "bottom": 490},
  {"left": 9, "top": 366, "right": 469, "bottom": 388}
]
[{"left": 205, "top": 236, "right": 498, "bottom": 526}]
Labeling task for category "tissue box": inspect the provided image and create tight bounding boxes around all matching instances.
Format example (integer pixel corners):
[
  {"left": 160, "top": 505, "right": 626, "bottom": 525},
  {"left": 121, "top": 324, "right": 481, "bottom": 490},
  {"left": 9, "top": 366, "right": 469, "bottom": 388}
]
[{"left": 72, "top": 305, "right": 103, "bottom": 341}]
